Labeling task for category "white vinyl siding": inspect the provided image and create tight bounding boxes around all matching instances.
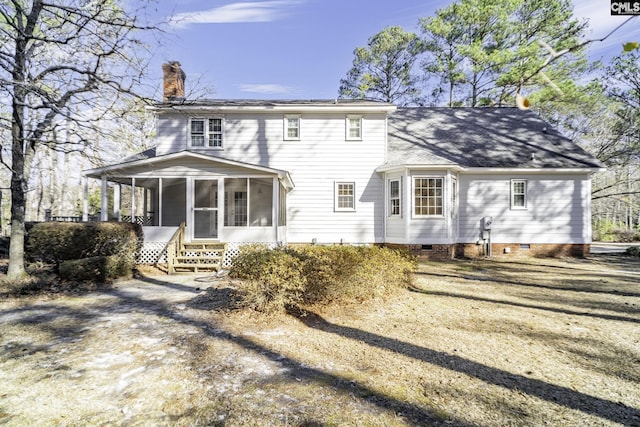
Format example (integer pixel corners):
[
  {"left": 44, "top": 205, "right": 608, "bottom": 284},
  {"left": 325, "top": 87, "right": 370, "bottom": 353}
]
[
  {"left": 154, "top": 110, "right": 387, "bottom": 243},
  {"left": 458, "top": 174, "right": 592, "bottom": 244}
]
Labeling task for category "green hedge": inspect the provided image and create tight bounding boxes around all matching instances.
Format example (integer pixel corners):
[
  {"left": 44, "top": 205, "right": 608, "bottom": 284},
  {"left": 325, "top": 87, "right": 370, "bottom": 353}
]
[
  {"left": 58, "top": 254, "right": 135, "bottom": 282},
  {"left": 25, "top": 222, "right": 142, "bottom": 282},
  {"left": 26, "top": 222, "right": 142, "bottom": 263},
  {"left": 229, "top": 245, "right": 416, "bottom": 313}
]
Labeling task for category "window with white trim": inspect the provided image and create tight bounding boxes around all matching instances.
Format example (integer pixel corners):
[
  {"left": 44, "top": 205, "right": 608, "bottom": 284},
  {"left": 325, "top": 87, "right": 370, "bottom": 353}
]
[
  {"left": 511, "top": 179, "right": 527, "bottom": 209},
  {"left": 284, "top": 115, "right": 300, "bottom": 140},
  {"left": 190, "top": 118, "right": 223, "bottom": 148},
  {"left": 346, "top": 116, "right": 362, "bottom": 140},
  {"left": 335, "top": 182, "right": 355, "bottom": 211},
  {"left": 414, "top": 177, "right": 443, "bottom": 217},
  {"left": 389, "top": 179, "right": 401, "bottom": 216}
]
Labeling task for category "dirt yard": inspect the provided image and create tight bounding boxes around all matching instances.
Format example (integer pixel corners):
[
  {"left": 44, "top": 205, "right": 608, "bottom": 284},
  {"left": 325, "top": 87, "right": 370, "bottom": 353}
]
[{"left": 1, "top": 254, "right": 638, "bottom": 426}]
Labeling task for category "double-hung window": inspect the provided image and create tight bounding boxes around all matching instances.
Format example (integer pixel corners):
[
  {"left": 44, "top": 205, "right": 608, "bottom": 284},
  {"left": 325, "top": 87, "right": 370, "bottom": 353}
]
[
  {"left": 190, "top": 118, "right": 223, "bottom": 148},
  {"left": 335, "top": 182, "right": 355, "bottom": 211},
  {"left": 389, "top": 179, "right": 401, "bottom": 216},
  {"left": 414, "top": 177, "right": 443, "bottom": 217},
  {"left": 284, "top": 115, "right": 300, "bottom": 140},
  {"left": 511, "top": 179, "right": 527, "bottom": 209},
  {"left": 346, "top": 116, "right": 362, "bottom": 140}
]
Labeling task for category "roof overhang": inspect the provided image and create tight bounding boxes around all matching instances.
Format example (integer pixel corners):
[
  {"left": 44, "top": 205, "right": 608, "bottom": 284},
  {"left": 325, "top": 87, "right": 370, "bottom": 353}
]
[
  {"left": 459, "top": 167, "right": 604, "bottom": 175},
  {"left": 376, "top": 163, "right": 464, "bottom": 174},
  {"left": 376, "top": 164, "right": 603, "bottom": 175},
  {"left": 147, "top": 102, "right": 397, "bottom": 115},
  {"left": 84, "top": 150, "right": 294, "bottom": 189}
]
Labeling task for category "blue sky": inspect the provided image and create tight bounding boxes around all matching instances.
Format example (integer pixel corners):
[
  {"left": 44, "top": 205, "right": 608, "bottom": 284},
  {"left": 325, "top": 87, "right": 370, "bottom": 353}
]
[{"left": 149, "top": 0, "right": 640, "bottom": 100}]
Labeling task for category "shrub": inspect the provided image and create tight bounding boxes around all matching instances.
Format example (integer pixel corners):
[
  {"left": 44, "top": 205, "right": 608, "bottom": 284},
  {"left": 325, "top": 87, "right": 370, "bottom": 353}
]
[
  {"left": 625, "top": 246, "right": 640, "bottom": 257},
  {"left": 229, "top": 245, "right": 306, "bottom": 313},
  {"left": 613, "top": 229, "right": 640, "bottom": 243},
  {"left": 25, "top": 222, "right": 142, "bottom": 264},
  {"left": 58, "top": 254, "right": 135, "bottom": 282},
  {"left": 298, "top": 245, "right": 415, "bottom": 304},
  {"left": 229, "top": 244, "right": 416, "bottom": 312}
]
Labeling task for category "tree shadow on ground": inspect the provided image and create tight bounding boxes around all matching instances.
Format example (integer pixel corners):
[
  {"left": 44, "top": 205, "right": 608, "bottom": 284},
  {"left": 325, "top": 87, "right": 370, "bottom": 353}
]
[
  {"left": 0, "top": 274, "right": 471, "bottom": 426},
  {"left": 286, "top": 306, "right": 640, "bottom": 426},
  {"left": 411, "top": 286, "right": 640, "bottom": 324},
  {"left": 106, "top": 286, "right": 465, "bottom": 426}
]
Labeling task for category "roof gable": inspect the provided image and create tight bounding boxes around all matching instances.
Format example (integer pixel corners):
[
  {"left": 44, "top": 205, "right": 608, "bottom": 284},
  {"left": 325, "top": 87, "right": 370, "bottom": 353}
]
[
  {"left": 386, "top": 108, "right": 603, "bottom": 170},
  {"left": 84, "top": 150, "right": 294, "bottom": 188}
]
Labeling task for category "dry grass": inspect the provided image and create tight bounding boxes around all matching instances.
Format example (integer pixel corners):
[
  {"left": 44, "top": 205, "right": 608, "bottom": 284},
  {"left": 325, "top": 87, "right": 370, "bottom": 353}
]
[{"left": 0, "top": 254, "right": 638, "bottom": 426}]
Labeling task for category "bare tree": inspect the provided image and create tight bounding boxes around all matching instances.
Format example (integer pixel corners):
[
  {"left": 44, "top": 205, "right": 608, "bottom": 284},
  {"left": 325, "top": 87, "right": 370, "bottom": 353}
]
[{"left": 0, "top": 0, "right": 159, "bottom": 279}]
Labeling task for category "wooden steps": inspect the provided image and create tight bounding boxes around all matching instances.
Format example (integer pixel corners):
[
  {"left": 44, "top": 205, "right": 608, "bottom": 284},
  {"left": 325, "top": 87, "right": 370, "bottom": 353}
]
[{"left": 169, "top": 242, "right": 227, "bottom": 274}]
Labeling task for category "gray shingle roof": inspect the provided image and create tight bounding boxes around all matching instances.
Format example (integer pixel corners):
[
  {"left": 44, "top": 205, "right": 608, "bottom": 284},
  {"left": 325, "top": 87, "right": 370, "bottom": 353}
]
[{"left": 385, "top": 107, "right": 603, "bottom": 169}]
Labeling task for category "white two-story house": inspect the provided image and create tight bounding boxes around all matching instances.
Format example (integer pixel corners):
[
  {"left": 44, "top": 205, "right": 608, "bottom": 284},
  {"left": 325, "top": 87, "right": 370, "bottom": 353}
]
[{"left": 83, "top": 62, "right": 603, "bottom": 265}]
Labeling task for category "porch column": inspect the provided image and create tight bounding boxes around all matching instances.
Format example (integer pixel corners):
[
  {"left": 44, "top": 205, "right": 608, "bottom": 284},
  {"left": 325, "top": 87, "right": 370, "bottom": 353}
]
[
  {"left": 272, "top": 177, "right": 279, "bottom": 243},
  {"left": 218, "top": 178, "right": 225, "bottom": 237},
  {"left": 130, "top": 177, "right": 136, "bottom": 223},
  {"left": 113, "top": 184, "right": 121, "bottom": 221},
  {"left": 100, "top": 175, "right": 108, "bottom": 221},
  {"left": 143, "top": 188, "right": 148, "bottom": 223},
  {"left": 82, "top": 177, "right": 89, "bottom": 222},
  {"left": 158, "top": 178, "right": 163, "bottom": 226}
]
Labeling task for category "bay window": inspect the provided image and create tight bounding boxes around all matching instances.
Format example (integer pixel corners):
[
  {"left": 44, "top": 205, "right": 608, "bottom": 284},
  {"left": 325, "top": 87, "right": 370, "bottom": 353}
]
[{"left": 414, "top": 177, "right": 443, "bottom": 217}]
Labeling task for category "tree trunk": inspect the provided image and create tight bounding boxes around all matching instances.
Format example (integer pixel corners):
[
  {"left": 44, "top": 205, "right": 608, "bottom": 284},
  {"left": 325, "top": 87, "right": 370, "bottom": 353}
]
[
  {"left": 7, "top": 1, "right": 43, "bottom": 280},
  {"left": 8, "top": 64, "right": 27, "bottom": 279},
  {"left": 8, "top": 139, "right": 27, "bottom": 279}
]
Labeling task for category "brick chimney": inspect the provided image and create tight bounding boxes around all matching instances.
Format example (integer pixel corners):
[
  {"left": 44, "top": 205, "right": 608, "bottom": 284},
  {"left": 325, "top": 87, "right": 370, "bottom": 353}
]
[{"left": 162, "top": 61, "right": 186, "bottom": 101}]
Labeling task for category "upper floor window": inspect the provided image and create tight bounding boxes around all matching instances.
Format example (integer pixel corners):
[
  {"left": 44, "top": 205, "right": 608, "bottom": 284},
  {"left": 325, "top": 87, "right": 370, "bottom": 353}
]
[
  {"left": 190, "top": 118, "right": 223, "bottom": 148},
  {"left": 335, "top": 182, "right": 356, "bottom": 211},
  {"left": 511, "top": 179, "right": 527, "bottom": 209},
  {"left": 346, "top": 116, "right": 362, "bottom": 140},
  {"left": 284, "top": 115, "right": 300, "bottom": 140},
  {"left": 389, "top": 179, "right": 401, "bottom": 216},
  {"left": 414, "top": 177, "right": 443, "bottom": 217}
]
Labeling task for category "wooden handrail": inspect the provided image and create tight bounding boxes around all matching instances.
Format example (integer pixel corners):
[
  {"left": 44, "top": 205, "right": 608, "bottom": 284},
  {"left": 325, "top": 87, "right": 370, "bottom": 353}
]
[{"left": 166, "top": 222, "right": 186, "bottom": 274}]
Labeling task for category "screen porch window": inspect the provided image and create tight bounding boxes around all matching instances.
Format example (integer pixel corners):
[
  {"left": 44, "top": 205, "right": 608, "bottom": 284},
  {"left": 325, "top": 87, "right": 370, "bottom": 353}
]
[
  {"left": 223, "top": 178, "right": 273, "bottom": 227},
  {"left": 284, "top": 116, "right": 300, "bottom": 140},
  {"left": 335, "top": 182, "right": 355, "bottom": 211},
  {"left": 511, "top": 179, "right": 527, "bottom": 209},
  {"left": 414, "top": 177, "right": 443, "bottom": 216},
  {"left": 389, "top": 179, "right": 401, "bottom": 216},
  {"left": 346, "top": 116, "right": 362, "bottom": 140},
  {"left": 190, "top": 118, "right": 223, "bottom": 148}
]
